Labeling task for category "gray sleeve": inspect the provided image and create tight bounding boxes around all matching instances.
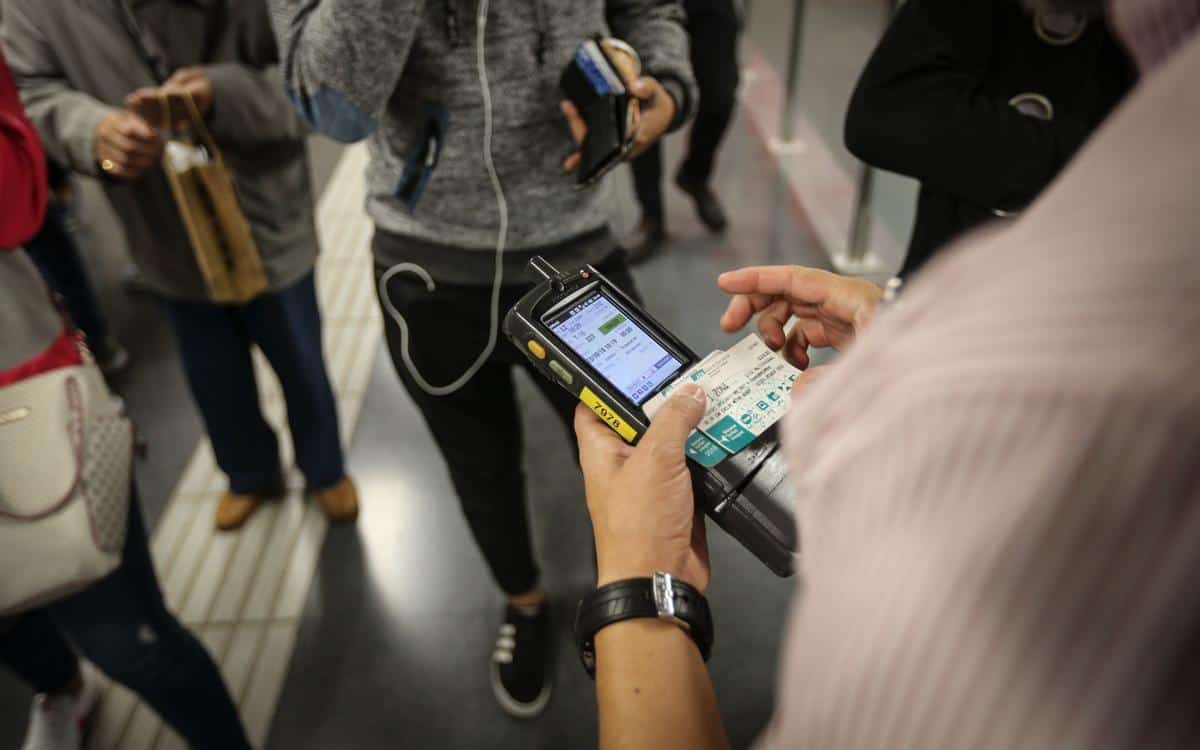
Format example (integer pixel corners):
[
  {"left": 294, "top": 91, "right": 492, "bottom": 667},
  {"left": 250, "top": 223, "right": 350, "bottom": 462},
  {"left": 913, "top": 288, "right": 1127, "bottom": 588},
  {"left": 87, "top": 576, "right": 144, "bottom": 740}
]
[
  {"left": 202, "top": 3, "right": 309, "bottom": 147},
  {"left": 205, "top": 63, "right": 308, "bottom": 146},
  {"left": 1, "top": 0, "right": 117, "bottom": 176},
  {"left": 265, "top": 0, "right": 426, "bottom": 143},
  {"left": 606, "top": 0, "right": 697, "bottom": 130}
]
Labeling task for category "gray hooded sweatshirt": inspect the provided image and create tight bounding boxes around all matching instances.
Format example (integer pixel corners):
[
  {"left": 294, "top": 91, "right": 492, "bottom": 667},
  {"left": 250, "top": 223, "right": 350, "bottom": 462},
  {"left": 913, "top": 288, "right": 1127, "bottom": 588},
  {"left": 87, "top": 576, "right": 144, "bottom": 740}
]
[{"left": 269, "top": 0, "right": 698, "bottom": 284}]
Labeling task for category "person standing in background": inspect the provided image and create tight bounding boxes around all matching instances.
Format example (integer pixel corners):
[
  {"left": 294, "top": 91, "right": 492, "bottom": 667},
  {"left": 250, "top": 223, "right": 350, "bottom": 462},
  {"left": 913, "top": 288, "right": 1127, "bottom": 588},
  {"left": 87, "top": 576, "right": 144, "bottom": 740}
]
[
  {"left": 269, "top": 0, "right": 695, "bottom": 719},
  {"left": 2, "top": 0, "right": 358, "bottom": 531},
  {"left": 572, "top": 2, "right": 1200, "bottom": 747},
  {"left": 845, "top": 0, "right": 1134, "bottom": 277},
  {"left": 625, "top": 0, "right": 741, "bottom": 263},
  {"left": 1, "top": 46, "right": 252, "bottom": 750}
]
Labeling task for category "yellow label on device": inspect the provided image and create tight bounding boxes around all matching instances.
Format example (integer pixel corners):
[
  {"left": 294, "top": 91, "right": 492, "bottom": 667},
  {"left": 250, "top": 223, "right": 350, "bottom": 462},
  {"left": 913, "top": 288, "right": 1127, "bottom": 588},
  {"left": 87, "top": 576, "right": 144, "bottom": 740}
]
[{"left": 580, "top": 387, "right": 638, "bottom": 443}]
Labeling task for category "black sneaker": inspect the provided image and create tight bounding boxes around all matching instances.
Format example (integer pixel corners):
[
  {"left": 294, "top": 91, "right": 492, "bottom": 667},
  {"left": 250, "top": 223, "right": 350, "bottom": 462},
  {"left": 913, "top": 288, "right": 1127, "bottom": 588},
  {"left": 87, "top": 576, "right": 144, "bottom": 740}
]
[
  {"left": 622, "top": 218, "right": 667, "bottom": 266},
  {"left": 675, "top": 173, "right": 729, "bottom": 233},
  {"left": 490, "top": 603, "right": 552, "bottom": 719}
]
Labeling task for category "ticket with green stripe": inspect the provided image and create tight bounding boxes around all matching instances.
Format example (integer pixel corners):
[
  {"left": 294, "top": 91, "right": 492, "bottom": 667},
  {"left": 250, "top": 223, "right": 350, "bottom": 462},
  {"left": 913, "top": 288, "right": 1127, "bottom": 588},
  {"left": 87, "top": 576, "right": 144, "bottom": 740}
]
[{"left": 645, "top": 334, "right": 800, "bottom": 463}]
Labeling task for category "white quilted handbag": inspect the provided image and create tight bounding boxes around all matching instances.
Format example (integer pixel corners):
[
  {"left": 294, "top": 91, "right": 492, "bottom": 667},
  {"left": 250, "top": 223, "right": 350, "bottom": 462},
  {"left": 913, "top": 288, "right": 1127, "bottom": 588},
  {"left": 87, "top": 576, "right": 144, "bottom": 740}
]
[{"left": 0, "top": 350, "right": 133, "bottom": 616}]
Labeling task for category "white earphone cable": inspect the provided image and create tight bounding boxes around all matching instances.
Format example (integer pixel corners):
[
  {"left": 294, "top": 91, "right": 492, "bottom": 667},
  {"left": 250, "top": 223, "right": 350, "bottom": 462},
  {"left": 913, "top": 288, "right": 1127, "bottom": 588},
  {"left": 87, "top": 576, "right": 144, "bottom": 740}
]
[{"left": 377, "top": 0, "right": 507, "bottom": 396}]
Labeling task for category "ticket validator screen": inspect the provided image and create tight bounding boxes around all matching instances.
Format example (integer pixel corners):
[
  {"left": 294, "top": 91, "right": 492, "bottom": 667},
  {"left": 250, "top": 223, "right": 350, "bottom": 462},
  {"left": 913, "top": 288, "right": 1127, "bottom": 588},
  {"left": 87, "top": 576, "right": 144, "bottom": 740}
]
[{"left": 546, "top": 290, "right": 685, "bottom": 405}]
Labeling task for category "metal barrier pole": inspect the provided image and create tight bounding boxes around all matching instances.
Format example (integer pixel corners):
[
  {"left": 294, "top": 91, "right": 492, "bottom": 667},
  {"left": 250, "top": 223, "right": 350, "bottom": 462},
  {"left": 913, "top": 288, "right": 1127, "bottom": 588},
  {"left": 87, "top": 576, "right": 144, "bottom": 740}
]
[
  {"left": 781, "top": 0, "right": 806, "bottom": 141},
  {"left": 841, "top": 0, "right": 903, "bottom": 271},
  {"left": 845, "top": 166, "right": 875, "bottom": 264}
]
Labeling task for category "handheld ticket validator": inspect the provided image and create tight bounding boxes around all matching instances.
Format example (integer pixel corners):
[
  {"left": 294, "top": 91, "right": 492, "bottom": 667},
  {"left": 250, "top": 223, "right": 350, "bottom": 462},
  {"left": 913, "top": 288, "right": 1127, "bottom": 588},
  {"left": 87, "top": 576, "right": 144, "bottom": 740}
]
[{"left": 505, "top": 258, "right": 798, "bottom": 577}]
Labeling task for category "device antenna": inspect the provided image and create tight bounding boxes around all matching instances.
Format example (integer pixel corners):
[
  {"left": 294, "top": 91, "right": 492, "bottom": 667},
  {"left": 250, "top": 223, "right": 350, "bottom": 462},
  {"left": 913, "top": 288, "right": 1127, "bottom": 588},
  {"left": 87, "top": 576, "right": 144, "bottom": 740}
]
[{"left": 529, "top": 256, "right": 560, "bottom": 282}]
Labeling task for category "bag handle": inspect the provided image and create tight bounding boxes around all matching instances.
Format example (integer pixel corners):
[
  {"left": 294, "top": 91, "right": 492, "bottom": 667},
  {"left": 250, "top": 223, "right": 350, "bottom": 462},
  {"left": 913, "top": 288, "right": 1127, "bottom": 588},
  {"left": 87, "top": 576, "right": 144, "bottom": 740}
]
[
  {"left": 114, "top": 0, "right": 170, "bottom": 83},
  {"left": 158, "top": 88, "right": 223, "bottom": 165},
  {"left": 157, "top": 90, "right": 173, "bottom": 137},
  {"left": 0, "top": 374, "right": 85, "bottom": 522}
]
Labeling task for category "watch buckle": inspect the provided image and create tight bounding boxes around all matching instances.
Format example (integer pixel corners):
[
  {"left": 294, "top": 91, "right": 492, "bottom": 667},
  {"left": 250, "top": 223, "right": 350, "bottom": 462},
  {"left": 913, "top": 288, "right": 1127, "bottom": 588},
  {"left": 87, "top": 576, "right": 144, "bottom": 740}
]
[{"left": 652, "top": 571, "right": 682, "bottom": 622}]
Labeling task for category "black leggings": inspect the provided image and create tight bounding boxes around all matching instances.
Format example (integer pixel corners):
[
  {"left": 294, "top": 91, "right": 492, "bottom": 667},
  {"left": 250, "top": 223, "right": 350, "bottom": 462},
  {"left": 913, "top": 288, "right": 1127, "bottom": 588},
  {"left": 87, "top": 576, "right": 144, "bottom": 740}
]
[
  {"left": 0, "top": 493, "right": 251, "bottom": 750},
  {"left": 376, "top": 252, "right": 639, "bottom": 595}
]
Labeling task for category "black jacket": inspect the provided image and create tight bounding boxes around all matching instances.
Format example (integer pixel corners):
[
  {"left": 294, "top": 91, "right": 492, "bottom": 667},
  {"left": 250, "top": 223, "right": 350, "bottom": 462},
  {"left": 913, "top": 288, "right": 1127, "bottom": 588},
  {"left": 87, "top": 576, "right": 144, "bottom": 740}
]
[{"left": 845, "top": 0, "right": 1134, "bottom": 276}]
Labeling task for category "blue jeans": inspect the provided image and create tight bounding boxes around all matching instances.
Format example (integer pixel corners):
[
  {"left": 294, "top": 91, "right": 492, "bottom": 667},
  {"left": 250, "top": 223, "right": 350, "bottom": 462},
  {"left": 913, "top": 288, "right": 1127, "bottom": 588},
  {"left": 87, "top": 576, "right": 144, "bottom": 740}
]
[
  {"left": 0, "top": 494, "right": 251, "bottom": 750},
  {"left": 162, "top": 271, "right": 344, "bottom": 494}
]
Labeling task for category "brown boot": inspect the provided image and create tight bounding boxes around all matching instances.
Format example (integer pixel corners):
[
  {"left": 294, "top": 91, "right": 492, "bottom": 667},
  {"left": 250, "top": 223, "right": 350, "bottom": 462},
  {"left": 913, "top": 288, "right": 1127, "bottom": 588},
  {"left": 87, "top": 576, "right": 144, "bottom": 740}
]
[
  {"left": 314, "top": 476, "right": 359, "bottom": 522},
  {"left": 215, "top": 491, "right": 266, "bottom": 531}
]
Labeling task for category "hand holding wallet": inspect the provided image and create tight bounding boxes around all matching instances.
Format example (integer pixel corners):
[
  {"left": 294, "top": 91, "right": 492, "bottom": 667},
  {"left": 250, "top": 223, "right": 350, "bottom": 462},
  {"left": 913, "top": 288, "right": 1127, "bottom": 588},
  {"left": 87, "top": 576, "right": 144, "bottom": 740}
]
[{"left": 560, "top": 37, "right": 641, "bottom": 188}]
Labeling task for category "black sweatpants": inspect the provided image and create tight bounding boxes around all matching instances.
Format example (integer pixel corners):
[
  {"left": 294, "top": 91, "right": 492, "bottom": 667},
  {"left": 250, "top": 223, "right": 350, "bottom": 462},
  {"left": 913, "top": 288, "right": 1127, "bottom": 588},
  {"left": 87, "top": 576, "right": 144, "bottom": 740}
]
[
  {"left": 375, "top": 252, "right": 639, "bottom": 596},
  {"left": 633, "top": 1, "right": 742, "bottom": 221}
]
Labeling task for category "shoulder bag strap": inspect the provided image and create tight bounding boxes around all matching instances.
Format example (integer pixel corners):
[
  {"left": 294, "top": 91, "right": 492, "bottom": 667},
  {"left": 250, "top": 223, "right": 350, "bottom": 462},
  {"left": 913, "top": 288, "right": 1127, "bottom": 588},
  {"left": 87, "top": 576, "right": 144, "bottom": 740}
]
[{"left": 112, "top": 0, "right": 171, "bottom": 83}]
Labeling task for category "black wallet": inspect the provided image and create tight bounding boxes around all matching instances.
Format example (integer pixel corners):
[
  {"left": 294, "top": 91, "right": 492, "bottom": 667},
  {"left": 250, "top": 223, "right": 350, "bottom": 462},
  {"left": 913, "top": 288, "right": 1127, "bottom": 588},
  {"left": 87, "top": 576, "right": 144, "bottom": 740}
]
[{"left": 559, "top": 37, "right": 637, "bottom": 188}]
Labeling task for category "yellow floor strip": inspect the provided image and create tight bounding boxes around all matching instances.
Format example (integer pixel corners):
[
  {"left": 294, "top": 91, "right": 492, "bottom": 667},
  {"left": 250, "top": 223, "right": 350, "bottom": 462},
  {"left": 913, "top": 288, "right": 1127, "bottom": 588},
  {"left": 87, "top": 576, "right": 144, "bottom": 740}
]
[{"left": 87, "top": 144, "right": 379, "bottom": 750}]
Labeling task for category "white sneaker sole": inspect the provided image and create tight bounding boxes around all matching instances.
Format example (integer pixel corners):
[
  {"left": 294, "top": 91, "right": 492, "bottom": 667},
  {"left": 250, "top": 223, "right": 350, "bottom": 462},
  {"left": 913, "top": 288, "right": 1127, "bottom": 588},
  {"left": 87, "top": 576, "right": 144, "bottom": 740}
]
[{"left": 489, "top": 660, "right": 552, "bottom": 720}]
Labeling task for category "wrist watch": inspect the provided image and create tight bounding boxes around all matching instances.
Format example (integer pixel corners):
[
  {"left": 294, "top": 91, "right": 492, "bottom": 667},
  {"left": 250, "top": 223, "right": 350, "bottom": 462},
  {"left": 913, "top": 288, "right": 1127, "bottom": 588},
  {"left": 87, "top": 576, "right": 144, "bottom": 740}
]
[{"left": 574, "top": 571, "right": 714, "bottom": 678}]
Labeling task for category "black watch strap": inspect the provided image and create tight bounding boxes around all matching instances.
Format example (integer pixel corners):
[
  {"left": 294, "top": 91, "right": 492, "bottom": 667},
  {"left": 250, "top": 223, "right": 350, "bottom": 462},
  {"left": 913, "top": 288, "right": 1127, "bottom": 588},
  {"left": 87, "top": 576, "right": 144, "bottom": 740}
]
[{"left": 574, "top": 572, "right": 713, "bottom": 677}]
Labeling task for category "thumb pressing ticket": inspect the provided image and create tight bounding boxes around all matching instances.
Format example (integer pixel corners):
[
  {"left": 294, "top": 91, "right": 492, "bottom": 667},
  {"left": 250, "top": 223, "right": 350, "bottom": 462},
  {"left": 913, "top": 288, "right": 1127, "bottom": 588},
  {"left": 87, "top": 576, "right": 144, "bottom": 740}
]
[{"left": 644, "top": 333, "right": 800, "bottom": 466}]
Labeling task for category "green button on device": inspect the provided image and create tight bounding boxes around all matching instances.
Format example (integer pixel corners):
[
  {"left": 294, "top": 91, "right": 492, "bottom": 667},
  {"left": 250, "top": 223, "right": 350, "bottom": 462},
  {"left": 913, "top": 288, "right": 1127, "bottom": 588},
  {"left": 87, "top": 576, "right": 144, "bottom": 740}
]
[{"left": 548, "top": 360, "right": 574, "bottom": 385}]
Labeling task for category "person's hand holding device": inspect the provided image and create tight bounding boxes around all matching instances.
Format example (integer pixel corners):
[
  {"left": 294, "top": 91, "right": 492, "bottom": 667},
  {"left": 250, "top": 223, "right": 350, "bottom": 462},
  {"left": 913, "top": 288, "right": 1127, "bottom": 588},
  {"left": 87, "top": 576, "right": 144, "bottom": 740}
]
[
  {"left": 507, "top": 257, "right": 799, "bottom": 578},
  {"left": 573, "top": 266, "right": 879, "bottom": 581},
  {"left": 560, "top": 80, "right": 676, "bottom": 168},
  {"left": 575, "top": 384, "right": 711, "bottom": 592},
  {"left": 718, "top": 266, "right": 883, "bottom": 391},
  {"left": 560, "top": 38, "right": 676, "bottom": 179},
  {"left": 622, "top": 75, "right": 677, "bottom": 159},
  {"left": 574, "top": 361, "right": 727, "bottom": 750},
  {"left": 560, "top": 100, "right": 587, "bottom": 172}
]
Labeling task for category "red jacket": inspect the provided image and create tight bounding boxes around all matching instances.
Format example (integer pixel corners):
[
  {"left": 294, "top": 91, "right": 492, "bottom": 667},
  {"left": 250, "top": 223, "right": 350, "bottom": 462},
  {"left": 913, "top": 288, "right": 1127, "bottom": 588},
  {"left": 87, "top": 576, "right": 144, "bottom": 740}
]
[
  {"left": 0, "top": 49, "right": 76, "bottom": 388},
  {"left": 0, "top": 49, "right": 47, "bottom": 249}
]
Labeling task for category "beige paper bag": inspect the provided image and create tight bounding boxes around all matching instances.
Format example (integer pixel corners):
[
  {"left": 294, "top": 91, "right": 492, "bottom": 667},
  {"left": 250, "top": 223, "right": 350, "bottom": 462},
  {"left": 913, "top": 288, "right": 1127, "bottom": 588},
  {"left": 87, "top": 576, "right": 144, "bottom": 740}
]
[{"left": 159, "top": 90, "right": 267, "bottom": 303}]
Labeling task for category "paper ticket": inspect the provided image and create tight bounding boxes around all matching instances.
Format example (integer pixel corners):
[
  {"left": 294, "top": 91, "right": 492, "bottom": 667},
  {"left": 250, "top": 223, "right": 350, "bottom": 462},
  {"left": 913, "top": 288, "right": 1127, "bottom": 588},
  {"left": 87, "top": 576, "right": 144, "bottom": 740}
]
[
  {"left": 695, "top": 337, "right": 799, "bottom": 453},
  {"left": 644, "top": 341, "right": 750, "bottom": 416},
  {"left": 641, "top": 350, "right": 727, "bottom": 467},
  {"left": 645, "top": 334, "right": 800, "bottom": 458},
  {"left": 646, "top": 350, "right": 718, "bottom": 417}
]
